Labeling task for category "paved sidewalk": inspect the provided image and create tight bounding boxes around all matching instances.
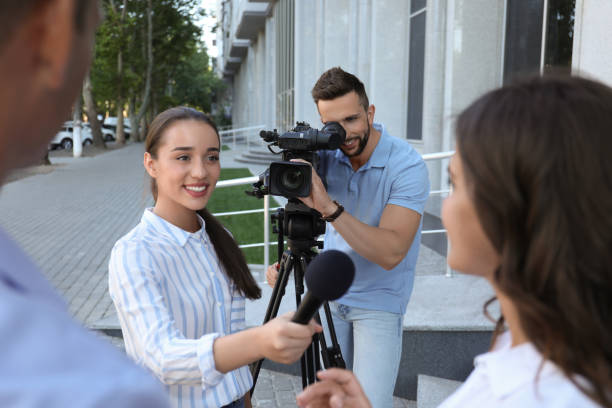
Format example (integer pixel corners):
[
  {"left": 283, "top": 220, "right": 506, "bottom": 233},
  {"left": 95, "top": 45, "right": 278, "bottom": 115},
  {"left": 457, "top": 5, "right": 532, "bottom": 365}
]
[{"left": 0, "top": 143, "right": 415, "bottom": 407}]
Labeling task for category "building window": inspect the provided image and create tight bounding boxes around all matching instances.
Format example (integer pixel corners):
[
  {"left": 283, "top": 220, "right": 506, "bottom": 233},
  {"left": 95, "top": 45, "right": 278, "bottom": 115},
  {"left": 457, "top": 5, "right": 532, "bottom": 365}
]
[
  {"left": 275, "top": 0, "right": 294, "bottom": 131},
  {"left": 504, "top": 0, "right": 575, "bottom": 83},
  {"left": 543, "top": 0, "right": 575, "bottom": 72},
  {"left": 406, "top": 1, "right": 426, "bottom": 141}
]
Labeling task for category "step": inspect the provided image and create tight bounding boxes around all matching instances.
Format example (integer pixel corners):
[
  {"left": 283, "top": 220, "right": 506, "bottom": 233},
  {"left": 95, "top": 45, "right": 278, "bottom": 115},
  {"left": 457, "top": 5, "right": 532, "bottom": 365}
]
[
  {"left": 240, "top": 153, "right": 277, "bottom": 162},
  {"left": 243, "top": 271, "right": 494, "bottom": 400},
  {"left": 235, "top": 157, "right": 276, "bottom": 165},
  {"left": 417, "top": 375, "right": 462, "bottom": 408},
  {"left": 244, "top": 148, "right": 278, "bottom": 156}
]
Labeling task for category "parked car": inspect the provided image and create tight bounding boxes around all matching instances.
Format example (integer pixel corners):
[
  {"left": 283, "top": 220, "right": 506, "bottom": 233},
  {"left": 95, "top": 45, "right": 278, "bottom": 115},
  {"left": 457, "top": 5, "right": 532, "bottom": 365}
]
[
  {"left": 83, "top": 122, "right": 116, "bottom": 142},
  {"left": 103, "top": 117, "right": 131, "bottom": 139},
  {"left": 49, "top": 122, "right": 93, "bottom": 150}
]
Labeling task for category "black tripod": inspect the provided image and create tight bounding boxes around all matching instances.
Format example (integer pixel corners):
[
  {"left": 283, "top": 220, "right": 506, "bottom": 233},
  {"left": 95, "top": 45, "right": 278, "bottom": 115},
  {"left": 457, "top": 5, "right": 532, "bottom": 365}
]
[{"left": 250, "top": 200, "right": 346, "bottom": 392}]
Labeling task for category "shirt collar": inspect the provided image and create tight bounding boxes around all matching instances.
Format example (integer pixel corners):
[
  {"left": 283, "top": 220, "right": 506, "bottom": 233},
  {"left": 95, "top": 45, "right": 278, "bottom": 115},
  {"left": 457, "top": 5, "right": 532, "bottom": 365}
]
[
  {"left": 475, "top": 331, "right": 561, "bottom": 399},
  {"left": 141, "top": 208, "right": 207, "bottom": 247},
  {"left": 333, "top": 122, "right": 392, "bottom": 170}
]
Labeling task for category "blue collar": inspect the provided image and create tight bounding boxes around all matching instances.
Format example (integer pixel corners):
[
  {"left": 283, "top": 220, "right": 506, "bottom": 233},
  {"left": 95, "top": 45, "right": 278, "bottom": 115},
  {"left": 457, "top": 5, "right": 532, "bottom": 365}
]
[{"left": 141, "top": 208, "right": 207, "bottom": 247}]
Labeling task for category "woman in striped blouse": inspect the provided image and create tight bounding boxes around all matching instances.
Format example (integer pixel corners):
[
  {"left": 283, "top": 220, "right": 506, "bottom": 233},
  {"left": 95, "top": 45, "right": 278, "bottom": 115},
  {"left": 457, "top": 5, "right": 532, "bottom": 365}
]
[{"left": 109, "top": 106, "right": 321, "bottom": 408}]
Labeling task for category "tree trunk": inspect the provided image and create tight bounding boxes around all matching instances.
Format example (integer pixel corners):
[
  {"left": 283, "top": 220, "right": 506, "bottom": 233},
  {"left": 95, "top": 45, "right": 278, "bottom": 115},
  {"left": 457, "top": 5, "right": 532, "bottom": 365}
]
[
  {"left": 110, "top": 0, "right": 127, "bottom": 145},
  {"left": 39, "top": 152, "right": 51, "bottom": 165},
  {"left": 134, "top": 0, "right": 153, "bottom": 143},
  {"left": 83, "top": 71, "right": 106, "bottom": 148},
  {"left": 116, "top": 104, "right": 125, "bottom": 143},
  {"left": 115, "top": 47, "right": 126, "bottom": 145},
  {"left": 129, "top": 97, "right": 138, "bottom": 143}
]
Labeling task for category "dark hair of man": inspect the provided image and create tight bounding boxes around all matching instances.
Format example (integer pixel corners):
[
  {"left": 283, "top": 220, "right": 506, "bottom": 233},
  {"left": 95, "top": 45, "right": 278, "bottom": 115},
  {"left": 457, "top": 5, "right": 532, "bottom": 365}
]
[
  {"left": 0, "top": 0, "right": 89, "bottom": 53},
  {"left": 311, "top": 67, "right": 370, "bottom": 111},
  {"left": 456, "top": 75, "right": 612, "bottom": 407},
  {"left": 145, "top": 106, "right": 262, "bottom": 300}
]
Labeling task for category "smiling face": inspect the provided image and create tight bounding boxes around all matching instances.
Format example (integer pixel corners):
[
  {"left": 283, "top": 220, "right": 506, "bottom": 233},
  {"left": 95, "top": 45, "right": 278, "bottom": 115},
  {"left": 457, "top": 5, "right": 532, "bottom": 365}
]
[
  {"left": 442, "top": 153, "right": 500, "bottom": 279},
  {"left": 317, "top": 91, "right": 375, "bottom": 159},
  {"left": 144, "top": 119, "right": 221, "bottom": 232}
]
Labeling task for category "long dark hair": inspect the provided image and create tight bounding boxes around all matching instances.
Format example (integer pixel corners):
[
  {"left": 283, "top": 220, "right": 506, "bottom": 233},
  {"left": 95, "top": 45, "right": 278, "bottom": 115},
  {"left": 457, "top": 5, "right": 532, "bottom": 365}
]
[
  {"left": 145, "top": 106, "right": 261, "bottom": 300},
  {"left": 456, "top": 75, "right": 612, "bottom": 406}
]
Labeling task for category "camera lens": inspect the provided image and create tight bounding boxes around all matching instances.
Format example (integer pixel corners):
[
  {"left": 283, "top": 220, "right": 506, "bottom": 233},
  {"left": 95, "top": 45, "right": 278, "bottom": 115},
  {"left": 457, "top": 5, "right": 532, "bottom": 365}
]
[
  {"left": 281, "top": 168, "right": 304, "bottom": 191},
  {"left": 269, "top": 161, "right": 312, "bottom": 197}
]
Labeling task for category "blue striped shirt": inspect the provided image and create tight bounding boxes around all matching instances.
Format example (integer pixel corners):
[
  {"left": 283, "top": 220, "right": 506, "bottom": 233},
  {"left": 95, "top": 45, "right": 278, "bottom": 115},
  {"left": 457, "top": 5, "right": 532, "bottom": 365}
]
[{"left": 108, "top": 209, "right": 252, "bottom": 408}]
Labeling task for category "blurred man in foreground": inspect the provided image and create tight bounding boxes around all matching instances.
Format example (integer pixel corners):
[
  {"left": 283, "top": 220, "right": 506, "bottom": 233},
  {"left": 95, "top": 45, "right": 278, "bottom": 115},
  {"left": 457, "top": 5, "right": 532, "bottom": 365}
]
[{"left": 0, "top": 1, "right": 168, "bottom": 406}]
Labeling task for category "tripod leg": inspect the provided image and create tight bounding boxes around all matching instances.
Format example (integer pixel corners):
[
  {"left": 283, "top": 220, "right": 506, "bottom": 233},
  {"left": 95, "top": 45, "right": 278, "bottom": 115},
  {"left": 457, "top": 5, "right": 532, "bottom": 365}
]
[
  {"left": 315, "top": 312, "right": 331, "bottom": 369},
  {"left": 322, "top": 301, "right": 347, "bottom": 369},
  {"left": 251, "top": 253, "right": 294, "bottom": 393},
  {"left": 292, "top": 254, "right": 321, "bottom": 386},
  {"left": 314, "top": 332, "right": 321, "bottom": 373},
  {"left": 263, "top": 252, "right": 293, "bottom": 323}
]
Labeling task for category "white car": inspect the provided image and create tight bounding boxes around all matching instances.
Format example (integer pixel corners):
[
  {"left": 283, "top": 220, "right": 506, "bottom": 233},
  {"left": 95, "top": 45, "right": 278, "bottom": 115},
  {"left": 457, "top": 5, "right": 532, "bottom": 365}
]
[
  {"left": 103, "top": 117, "right": 131, "bottom": 139},
  {"left": 83, "top": 123, "right": 116, "bottom": 142},
  {"left": 49, "top": 122, "right": 93, "bottom": 150}
]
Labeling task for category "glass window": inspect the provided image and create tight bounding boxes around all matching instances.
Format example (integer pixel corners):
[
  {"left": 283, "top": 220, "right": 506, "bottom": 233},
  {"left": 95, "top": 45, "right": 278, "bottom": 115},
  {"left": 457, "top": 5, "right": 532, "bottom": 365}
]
[
  {"left": 503, "top": 0, "right": 544, "bottom": 83},
  {"left": 411, "top": 0, "right": 426, "bottom": 14},
  {"left": 544, "top": 0, "right": 575, "bottom": 72},
  {"left": 504, "top": 0, "right": 575, "bottom": 82},
  {"left": 407, "top": 5, "right": 426, "bottom": 140}
]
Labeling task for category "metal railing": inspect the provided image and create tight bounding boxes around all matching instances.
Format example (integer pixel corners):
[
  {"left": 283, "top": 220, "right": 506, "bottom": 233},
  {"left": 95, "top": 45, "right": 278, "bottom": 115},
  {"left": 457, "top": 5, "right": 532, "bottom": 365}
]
[
  {"left": 213, "top": 150, "right": 455, "bottom": 276},
  {"left": 219, "top": 125, "right": 267, "bottom": 150}
]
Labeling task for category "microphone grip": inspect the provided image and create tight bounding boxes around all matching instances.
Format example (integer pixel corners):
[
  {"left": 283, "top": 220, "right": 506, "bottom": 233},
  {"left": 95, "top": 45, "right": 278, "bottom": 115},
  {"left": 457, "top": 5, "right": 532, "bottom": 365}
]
[{"left": 291, "top": 292, "right": 322, "bottom": 325}]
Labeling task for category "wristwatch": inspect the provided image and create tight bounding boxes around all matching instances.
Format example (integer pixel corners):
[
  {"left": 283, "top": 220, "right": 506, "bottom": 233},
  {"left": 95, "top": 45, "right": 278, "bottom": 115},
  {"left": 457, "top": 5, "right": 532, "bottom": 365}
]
[{"left": 321, "top": 200, "right": 344, "bottom": 222}]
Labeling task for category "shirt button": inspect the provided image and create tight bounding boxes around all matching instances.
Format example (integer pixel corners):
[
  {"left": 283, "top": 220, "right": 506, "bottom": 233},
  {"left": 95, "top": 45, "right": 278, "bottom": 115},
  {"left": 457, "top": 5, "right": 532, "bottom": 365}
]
[{"left": 216, "top": 301, "right": 222, "bottom": 307}]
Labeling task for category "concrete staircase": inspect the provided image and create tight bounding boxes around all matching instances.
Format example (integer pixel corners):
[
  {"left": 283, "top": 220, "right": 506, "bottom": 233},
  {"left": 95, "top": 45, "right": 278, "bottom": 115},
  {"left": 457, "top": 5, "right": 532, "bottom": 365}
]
[
  {"left": 417, "top": 375, "right": 463, "bottom": 408},
  {"left": 244, "top": 246, "right": 496, "bottom": 402},
  {"left": 233, "top": 147, "right": 280, "bottom": 166}
]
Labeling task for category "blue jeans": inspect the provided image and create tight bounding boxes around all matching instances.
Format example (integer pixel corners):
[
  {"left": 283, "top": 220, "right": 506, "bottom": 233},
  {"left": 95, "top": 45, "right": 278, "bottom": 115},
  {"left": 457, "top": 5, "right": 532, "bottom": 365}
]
[{"left": 323, "top": 302, "right": 403, "bottom": 408}]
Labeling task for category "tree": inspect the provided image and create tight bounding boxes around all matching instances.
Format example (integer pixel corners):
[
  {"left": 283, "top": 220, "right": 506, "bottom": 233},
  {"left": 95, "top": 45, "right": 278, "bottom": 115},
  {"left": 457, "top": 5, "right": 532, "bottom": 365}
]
[
  {"left": 109, "top": 0, "right": 128, "bottom": 144},
  {"left": 131, "top": 0, "right": 153, "bottom": 142},
  {"left": 164, "top": 46, "right": 227, "bottom": 113},
  {"left": 83, "top": 71, "right": 106, "bottom": 148},
  {"left": 39, "top": 152, "right": 51, "bottom": 166},
  {"left": 91, "top": 0, "right": 228, "bottom": 142}
]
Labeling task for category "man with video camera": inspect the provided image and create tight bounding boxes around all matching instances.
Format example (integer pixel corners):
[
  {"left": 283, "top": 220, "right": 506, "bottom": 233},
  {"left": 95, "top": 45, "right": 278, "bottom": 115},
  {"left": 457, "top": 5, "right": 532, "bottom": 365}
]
[{"left": 267, "top": 67, "right": 430, "bottom": 406}]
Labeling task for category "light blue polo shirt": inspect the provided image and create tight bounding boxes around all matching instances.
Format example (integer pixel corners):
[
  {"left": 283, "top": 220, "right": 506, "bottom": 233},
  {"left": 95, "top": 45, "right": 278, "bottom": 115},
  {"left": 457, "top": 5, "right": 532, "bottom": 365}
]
[{"left": 317, "top": 123, "right": 430, "bottom": 314}]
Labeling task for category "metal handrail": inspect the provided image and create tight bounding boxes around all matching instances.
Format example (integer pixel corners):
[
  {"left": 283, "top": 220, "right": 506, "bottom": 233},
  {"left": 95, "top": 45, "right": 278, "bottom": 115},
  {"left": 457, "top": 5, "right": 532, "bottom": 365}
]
[
  {"left": 213, "top": 150, "right": 455, "bottom": 274},
  {"left": 218, "top": 124, "right": 267, "bottom": 150}
]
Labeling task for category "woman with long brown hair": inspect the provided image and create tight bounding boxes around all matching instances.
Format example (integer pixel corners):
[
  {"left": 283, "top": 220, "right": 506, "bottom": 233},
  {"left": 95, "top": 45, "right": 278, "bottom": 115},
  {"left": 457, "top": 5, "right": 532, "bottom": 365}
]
[
  {"left": 296, "top": 75, "right": 612, "bottom": 407},
  {"left": 108, "top": 106, "right": 322, "bottom": 408}
]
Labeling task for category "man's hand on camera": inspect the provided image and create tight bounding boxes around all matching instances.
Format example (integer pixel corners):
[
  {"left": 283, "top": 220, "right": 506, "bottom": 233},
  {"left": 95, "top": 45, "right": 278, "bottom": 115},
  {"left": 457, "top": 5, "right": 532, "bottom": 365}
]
[{"left": 290, "top": 159, "right": 338, "bottom": 218}]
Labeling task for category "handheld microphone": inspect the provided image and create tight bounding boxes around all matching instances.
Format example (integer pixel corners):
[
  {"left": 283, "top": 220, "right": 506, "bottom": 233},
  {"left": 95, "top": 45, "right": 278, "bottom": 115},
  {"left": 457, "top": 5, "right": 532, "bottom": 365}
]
[{"left": 292, "top": 250, "right": 355, "bottom": 324}]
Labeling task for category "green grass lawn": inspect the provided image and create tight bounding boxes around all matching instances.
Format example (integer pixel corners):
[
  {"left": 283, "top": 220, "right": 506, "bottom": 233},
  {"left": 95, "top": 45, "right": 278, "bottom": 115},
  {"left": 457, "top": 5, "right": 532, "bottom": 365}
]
[{"left": 207, "top": 168, "right": 281, "bottom": 264}]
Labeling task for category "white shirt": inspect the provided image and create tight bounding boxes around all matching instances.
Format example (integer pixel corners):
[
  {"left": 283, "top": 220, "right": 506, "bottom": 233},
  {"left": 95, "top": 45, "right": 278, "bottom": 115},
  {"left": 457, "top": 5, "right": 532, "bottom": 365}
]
[
  {"left": 109, "top": 209, "right": 251, "bottom": 408},
  {"left": 438, "top": 331, "right": 600, "bottom": 407},
  {"left": 0, "top": 227, "right": 168, "bottom": 407}
]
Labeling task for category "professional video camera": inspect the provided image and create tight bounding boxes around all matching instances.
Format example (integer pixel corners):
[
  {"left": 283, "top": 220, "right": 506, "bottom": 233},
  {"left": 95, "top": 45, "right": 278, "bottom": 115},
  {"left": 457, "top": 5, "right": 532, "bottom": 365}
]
[
  {"left": 249, "top": 121, "right": 346, "bottom": 198},
  {"left": 246, "top": 121, "right": 349, "bottom": 394}
]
